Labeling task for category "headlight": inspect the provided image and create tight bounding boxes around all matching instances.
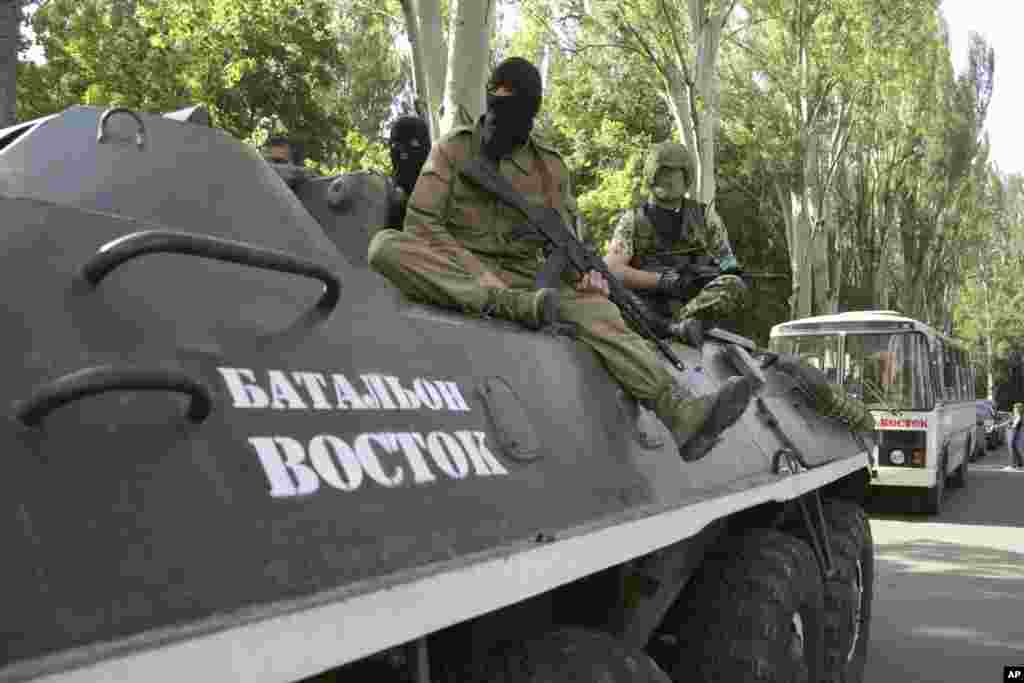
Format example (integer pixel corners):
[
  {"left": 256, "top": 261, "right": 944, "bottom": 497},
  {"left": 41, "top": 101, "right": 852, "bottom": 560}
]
[{"left": 890, "top": 449, "right": 906, "bottom": 465}]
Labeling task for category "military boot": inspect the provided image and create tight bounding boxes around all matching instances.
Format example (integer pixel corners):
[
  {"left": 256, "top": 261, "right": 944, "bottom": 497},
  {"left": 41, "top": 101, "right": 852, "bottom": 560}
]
[
  {"left": 667, "top": 317, "right": 707, "bottom": 348},
  {"left": 483, "top": 288, "right": 561, "bottom": 330},
  {"left": 651, "top": 376, "right": 755, "bottom": 462}
]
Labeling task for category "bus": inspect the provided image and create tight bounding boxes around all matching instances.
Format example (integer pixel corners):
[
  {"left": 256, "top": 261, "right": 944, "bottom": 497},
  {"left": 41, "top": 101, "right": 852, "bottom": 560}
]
[{"left": 769, "top": 310, "right": 976, "bottom": 514}]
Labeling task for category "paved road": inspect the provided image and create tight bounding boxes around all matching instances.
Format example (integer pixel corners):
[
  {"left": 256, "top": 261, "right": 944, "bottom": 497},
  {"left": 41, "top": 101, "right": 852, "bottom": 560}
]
[{"left": 864, "top": 442, "right": 1024, "bottom": 682}]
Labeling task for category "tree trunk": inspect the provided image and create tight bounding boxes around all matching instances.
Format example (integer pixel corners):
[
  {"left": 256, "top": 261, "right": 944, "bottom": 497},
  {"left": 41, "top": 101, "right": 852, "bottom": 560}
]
[
  {"left": 0, "top": 0, "right": 19, "bottom": 126},
  {"left": 662, "top": 66, "right": 699, "bottom": 193},
  {"left": 439, "top": 0, "right": 495, "bottom": 135},
  {"left": 400, "top": 0, "right": 437, "bottom": 136},
  {"left": 417, "top": 0, "right": 446, "bottom": 133}
]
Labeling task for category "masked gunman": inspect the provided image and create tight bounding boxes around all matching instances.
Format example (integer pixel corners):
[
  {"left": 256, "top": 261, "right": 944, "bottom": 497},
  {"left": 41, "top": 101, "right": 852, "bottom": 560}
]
[
  {"left": 326, "top": 116, "right": 431, "bottom": 234},
  {"left": 368, "top": 57, "right": 755, "bottom": 462},
  {"left": 385, "top": 115, "right": 432, "bottom": 225},
  {"left": 603, "top": 142, "right": 876, "bottom": 435},
  {"left": 605, "top": 142, "right": 747, "bottom": 348}
]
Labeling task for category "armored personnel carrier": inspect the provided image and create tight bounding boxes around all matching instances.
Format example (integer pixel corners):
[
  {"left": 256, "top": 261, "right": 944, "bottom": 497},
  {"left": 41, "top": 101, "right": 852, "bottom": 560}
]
[{"left": 0, "top": 106, "right": 874, "bottom": 683}]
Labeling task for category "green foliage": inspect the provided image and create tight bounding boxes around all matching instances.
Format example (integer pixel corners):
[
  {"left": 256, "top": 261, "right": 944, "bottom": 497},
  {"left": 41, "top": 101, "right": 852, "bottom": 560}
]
[
  {"left": 10, "top": 0, "right": 1018, "bottom": 379},
  {"left": 20, "top": 0, "right": 404, "bottom": 165}
]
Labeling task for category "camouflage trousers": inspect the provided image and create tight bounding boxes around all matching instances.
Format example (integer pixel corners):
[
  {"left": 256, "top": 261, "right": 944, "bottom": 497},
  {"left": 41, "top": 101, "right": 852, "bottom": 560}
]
[
  {"left": 819, "top": 386, "right": 876, "bottom": 433},
  {"left": 368, "top": 229, "right": 672, "bottom": 402},
  {"left": 770, "top": 352, "right": 876, "bottom": 433},
  {"left": 673, "top": 273, "right": 748, "bottom": 323}
]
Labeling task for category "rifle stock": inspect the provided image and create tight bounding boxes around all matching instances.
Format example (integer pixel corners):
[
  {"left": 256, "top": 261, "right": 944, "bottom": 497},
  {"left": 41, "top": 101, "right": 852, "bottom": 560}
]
[{"left": 459, "top": 157, "right": 686, "bottom": 371}]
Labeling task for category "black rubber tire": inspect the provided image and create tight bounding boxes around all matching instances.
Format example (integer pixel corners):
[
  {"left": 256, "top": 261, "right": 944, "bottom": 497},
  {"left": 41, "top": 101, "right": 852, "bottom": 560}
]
[
  {"left": 922, "top": 456, "right": 945, "bottom": 515},
  {"left": 654, "top": 529, "right": 825, "bottom": 683},
  {"left": 950, "top": 451, "right": 969, "bottom": 489},
  {"left": 812, "top": 500, "right": 874, "bottom": 683},
  {"left": 972, "top": 434, "right": 984, "bottom": 461},
  {"left": 302, "top": 656, "right": 403, "bottom": 682},
  {"left": 470, "top": 627, "right": 671, "bottom": 683}
]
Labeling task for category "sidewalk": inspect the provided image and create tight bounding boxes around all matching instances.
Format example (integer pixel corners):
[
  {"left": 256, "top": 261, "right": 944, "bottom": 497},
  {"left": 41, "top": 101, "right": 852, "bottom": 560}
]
[{"left": 974, "top": 438, "right": 1024, "bottom": 472}]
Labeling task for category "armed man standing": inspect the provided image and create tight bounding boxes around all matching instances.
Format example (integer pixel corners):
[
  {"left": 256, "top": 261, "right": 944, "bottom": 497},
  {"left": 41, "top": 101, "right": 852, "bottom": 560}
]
[
  {"left": 605, "top": 142, "right": 747, "bottom": 348},
  {"left": 368, "top": 57, "right": 755, "bottom": 462}
]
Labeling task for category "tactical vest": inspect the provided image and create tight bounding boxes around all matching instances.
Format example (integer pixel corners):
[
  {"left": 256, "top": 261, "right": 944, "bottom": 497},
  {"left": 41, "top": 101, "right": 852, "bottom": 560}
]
[
  {"left": 632, "top": 199, "right": 715, "bottom": 272},
  {"left": 632, "top": 199, "right": 715, "bottom": 319}
]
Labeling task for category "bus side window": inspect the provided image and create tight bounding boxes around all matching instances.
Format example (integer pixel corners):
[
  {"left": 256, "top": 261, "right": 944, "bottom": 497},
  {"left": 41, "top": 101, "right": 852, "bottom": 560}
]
[
  {"left": 958, "top": 349, "right": 969, "bottom": 399},
  {"left": 930, "top": 343, "right": 942, "bottom": 403},
  {"left": 941, "top": 342, "right": 954, "bottom": 401},
  {"left": 963, "top": 352, "right": 974, "bottom": 398},
  {"left": 913, "top": 334, "right": 934, "bottom": 407},
  {"left": 950, "top": 348, "right": 958, "bottom": 401},
  {"left": 954, "top": 348, "right": 967, "bottom": 401}
]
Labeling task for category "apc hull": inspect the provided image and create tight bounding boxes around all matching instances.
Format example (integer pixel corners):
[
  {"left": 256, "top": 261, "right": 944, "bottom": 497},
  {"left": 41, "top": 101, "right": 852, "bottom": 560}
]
[{"left": 0, "top": 107, "right": 868, "bottom": 682}]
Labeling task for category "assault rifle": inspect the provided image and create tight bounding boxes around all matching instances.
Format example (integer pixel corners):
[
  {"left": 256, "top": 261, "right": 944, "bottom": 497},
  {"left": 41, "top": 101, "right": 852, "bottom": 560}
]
[
  {"left": 653, "top": 263, "right": 788, "bottom": 298},
  {"left": 458, "top": 157, "right": 686, "bottom": 371}
]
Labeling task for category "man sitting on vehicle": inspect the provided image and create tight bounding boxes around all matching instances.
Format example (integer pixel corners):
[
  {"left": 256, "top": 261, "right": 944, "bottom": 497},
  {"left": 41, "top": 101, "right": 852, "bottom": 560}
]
[
  {"left": 367, "top": 57, "right": 755, "bottom": 463},
  {"left": 604, "top": 142, "right": 748, "bottom": 348}
]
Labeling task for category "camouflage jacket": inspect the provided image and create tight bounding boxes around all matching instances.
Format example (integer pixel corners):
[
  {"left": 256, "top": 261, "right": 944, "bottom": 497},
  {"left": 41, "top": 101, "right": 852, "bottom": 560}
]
[
  {"left": 607, "top": 198, "right": 734, "bottom": 270},
  {"left": 404, "top": 121, "right": 579, "bottom": 278}
]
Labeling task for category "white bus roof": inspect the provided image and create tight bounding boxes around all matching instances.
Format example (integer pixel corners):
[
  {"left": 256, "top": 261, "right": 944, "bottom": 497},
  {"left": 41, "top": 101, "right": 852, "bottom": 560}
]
[{"left": 769, "top": 310, "right": 962, "bottom": 345}]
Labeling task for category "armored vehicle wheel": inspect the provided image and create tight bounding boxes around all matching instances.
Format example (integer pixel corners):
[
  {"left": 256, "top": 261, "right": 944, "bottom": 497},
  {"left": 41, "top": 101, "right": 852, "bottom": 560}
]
[
  {"left": 302, "top": 655, "right": 405, "bottom": 681},
  {"left": 802, "top": 500, "right": 874, "bottom": 683},
  {"left": 470, "top": 627, "right": 670, "bottom": 683},
  {"left": 655, "top": 529, "right": 824, "bottom": 683}
]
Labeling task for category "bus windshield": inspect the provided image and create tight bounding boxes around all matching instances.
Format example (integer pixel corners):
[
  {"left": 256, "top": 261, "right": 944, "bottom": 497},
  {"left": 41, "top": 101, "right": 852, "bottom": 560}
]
[
  {"left": 770, "top": 330, "right": 934, "bottom": 411},
  {"left": 843, "top": 332, "right": 932, "bottom": 411}
]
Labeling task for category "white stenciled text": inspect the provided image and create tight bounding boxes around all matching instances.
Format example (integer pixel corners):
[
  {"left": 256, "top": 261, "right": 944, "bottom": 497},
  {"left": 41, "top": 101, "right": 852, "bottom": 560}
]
[{"left": 249, "top": 430, "right": 509, "bottom": 497}]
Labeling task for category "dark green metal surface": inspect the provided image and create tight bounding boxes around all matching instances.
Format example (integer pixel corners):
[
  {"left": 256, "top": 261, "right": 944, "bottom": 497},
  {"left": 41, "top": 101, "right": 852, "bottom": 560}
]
[{"left": 0, "top": 107, "right": 864, "bottom": 681}]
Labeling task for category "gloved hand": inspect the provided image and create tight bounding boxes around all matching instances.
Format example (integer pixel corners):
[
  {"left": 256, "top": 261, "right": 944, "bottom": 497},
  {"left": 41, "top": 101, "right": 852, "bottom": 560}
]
[
  {"left": 655, "top": 269, "right": 693, "bottom": 299},
  {"left": 668, "top": 317, "right": 706, "bottom": 348},
  {"left": 718, "top": 255, "right": 741, "bottom": 275}
]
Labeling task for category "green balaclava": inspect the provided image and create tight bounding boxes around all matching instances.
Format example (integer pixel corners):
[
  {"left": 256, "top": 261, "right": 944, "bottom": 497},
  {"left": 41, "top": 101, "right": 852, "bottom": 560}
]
[{"left": 644, "top": 142, "right": 693, "bottom": 207}]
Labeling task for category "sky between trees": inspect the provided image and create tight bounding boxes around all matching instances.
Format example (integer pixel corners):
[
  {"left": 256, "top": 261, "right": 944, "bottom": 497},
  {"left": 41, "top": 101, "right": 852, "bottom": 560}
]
[{"left": 942, "top": 0, "right": 1023, "bottom": 175}]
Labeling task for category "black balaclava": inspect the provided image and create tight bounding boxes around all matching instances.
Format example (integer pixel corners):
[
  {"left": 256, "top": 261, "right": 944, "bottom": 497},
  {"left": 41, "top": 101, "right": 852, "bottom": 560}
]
[
  {"left": 482, "top": 57, "right": 543, "bottom": 161},
  {"left": 389, "top": 116, "right": 431, "bottom": 196}
]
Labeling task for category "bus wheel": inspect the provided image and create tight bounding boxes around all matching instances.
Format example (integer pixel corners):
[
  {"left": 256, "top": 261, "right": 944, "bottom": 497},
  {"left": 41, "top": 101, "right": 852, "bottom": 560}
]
[
  {"left": 972, "top": 434, "right": 985, "bottom": 461},
  {"left": 656, "top": 529, "right": 824, "bottom": 683},
  {"left": 469, "top": 627, "right": 670, "bottom": 683},
  {"left": 922, "top": 457, "right": 945, "bottom": 515},
  {"left": 950, "top": 449, "right": 969, "bottom": 489}
]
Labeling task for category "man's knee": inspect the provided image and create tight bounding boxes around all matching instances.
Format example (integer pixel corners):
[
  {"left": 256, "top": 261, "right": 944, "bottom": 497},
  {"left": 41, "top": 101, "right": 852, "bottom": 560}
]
[
  {"left": 709, "top": 273, "right": 748, "bottom": 295},
  {"left": 562, "top": 294, "right": 632, "bottom": 335},
  {"left": 701, "top": 274, "right": 749, "bottom": 313},
  {"left": 367, "top": 228, "right": 405, "bottom": 273}
]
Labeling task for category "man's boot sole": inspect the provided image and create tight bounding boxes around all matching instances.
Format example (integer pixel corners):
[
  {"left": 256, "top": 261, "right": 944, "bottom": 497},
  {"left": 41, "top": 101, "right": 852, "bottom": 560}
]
[{"left": 678, "top": 376, "right": 756, "bottom": 462}]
